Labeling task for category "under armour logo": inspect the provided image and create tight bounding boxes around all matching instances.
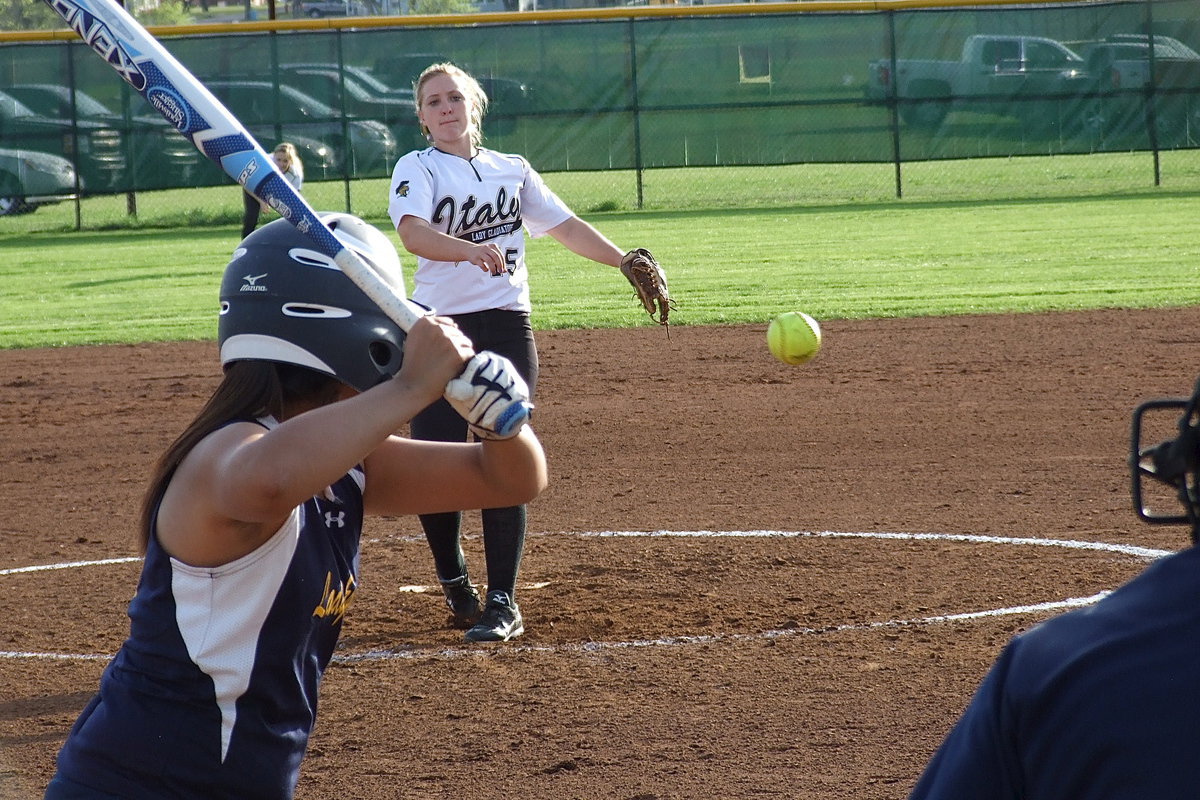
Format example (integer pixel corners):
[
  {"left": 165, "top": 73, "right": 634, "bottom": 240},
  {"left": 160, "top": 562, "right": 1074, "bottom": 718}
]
[
  {"left": 395, "top": 180, "right": 410, "bottom": 197},
  {"left": 324, "top": 511, "right": 346, "bottom": 528}
]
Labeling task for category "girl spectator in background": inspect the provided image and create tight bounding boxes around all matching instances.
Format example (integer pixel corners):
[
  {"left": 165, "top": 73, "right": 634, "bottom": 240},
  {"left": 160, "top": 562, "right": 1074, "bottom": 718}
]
[{"left": 241, "top": 142, "right": 303, "bottom": 239}]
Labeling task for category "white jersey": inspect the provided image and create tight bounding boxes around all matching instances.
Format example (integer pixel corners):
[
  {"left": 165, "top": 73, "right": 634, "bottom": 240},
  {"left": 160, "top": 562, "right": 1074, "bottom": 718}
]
[
  {"left": 387, "top": 146, "right": 573, "bottom": 315},
  {"left": 282, "top": 165, "right": 303, "bottom": 192}
]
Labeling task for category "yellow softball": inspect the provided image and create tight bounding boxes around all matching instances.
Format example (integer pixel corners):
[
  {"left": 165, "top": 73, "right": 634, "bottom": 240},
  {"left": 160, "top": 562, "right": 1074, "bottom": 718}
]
[{"left": 766, "top": 311, "right": 822, "bottom": 365}]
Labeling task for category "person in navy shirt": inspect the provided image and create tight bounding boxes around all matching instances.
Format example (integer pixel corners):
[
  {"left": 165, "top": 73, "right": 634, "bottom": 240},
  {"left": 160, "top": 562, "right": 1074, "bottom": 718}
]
[
  {"left": 910, "top": 377, "right": 1200, "bottom": 800},
  {"left": 44, "top": 213, "right": 547, "bottom": 800}
]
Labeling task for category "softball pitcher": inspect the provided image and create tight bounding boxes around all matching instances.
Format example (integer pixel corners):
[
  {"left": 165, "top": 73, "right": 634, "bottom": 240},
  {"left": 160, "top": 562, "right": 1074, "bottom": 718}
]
[{"left": 387, "top": 62, "right": 671, "bottom": 643}]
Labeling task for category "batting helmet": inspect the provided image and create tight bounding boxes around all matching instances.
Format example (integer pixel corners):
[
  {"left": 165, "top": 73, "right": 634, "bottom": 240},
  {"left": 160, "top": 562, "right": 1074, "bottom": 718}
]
[{"left": 219, "top": 213, "right": 407, "bottom": 392}]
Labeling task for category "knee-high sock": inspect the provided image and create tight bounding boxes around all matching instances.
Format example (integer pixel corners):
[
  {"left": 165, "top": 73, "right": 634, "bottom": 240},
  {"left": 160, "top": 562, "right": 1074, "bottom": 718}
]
[
  {"left": 481, "top": 504, "right": 526, "bottom": 598},
  {"left": 418, "top": 511, "right": 465, "bottom": 581}
]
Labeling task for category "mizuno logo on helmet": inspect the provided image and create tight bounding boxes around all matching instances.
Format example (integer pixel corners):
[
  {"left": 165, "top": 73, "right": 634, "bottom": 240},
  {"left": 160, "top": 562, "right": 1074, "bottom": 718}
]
[{"left": 240, "top": 273, "right": 268, "bottom": 292}]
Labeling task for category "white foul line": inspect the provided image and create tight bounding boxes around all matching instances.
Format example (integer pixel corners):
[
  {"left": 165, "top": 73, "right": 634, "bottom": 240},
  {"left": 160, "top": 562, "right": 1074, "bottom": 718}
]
[
  {"left": 0, "top": 556, "right": 140, "bottom": 576},
  {"left": 0, "top": 531, "right": 1173, "bottom": 663}
]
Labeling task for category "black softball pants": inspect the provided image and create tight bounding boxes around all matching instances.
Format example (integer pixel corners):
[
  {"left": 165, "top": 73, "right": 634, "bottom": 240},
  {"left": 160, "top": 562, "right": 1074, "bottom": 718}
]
[
  {"left": 409, "top": 309, "right": 538, "bottom": 598},
  {"left": 240, "top": 190, "right": 262, "bottom": 239}
]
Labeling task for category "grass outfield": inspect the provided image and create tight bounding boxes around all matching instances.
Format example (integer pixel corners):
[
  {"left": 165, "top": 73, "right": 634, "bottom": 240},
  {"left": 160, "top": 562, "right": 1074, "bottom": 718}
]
[{"left": 3, "top": 156, "right": 1200, "bottom": 348}]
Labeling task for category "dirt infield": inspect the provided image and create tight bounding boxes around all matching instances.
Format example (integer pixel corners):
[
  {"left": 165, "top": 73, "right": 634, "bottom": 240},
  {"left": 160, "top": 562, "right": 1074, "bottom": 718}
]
[{"left": 3, "top": 307, "right": 1199, "bottom": 799}]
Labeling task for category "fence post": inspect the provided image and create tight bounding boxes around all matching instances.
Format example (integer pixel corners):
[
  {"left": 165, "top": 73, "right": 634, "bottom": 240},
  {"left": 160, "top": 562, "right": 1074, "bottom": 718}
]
[
  {"left": 64, "top": 42, "right": 83, "bottom": 231},
  {"left": 1144, "top": 0, "right": 1161, "bottom": 186},
  {"left": 628, "top": 17, "right": 644, "bottom": 211},
  {"left": 335, "top": 29, "right": 353, "bottom": 211},
  {"left": 886, "top": 10, "right": 903, "bottom": 199}
]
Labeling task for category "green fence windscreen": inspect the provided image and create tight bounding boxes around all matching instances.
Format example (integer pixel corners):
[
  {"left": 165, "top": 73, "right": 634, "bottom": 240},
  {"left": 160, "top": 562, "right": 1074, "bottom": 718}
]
[{"left": 1, "top": 0, "right": 1198, "bottom": 201}]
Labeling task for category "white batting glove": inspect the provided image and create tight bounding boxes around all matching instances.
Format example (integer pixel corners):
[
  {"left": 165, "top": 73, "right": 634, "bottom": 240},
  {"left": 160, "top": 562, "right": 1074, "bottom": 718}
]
[{"left": 444, "top": 351, "right": 533, "bottom": 440}]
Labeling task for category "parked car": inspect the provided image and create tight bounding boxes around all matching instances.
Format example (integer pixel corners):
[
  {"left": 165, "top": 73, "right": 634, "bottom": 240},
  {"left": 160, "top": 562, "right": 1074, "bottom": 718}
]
[
  {"left": 865, "top": 34, "right": 1090, "bottom": 129},
  {"left": 202, "top": 79, "right": 398, "bottom": 179},
  {"left": 0, "top": 146, "right": 79, "bottom": 216},
  {"left": 274, "top": 63, "right": 421, "bottom": 147},
  {"left": 291, "top": 0, "right": 365, "bottom": 17},
  {"left": 3, "top": 83, "right": 205, "bottom": 190},
  {"left": 370, "top": 53, "right": 446, "bottom": 90},
  {"left": 370, "top": 54, "right": 534, "bottom": 135},
  {"left": 0, "top": 88, "right": 125, "bottom": 192},
  {"left": 279, "top": 62, "right": 415, "bottom": 105}
]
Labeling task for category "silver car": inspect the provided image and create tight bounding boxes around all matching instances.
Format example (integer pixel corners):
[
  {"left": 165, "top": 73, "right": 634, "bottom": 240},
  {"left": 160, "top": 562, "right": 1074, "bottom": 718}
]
[{"left": 0, "top": 147, "right": 79, "bottom": 216}]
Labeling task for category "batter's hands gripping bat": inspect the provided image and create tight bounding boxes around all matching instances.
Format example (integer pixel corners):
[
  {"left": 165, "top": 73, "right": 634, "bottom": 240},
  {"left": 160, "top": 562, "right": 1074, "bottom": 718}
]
[{"left": 43, "top": 0, "right": 532, "bottom": 438}]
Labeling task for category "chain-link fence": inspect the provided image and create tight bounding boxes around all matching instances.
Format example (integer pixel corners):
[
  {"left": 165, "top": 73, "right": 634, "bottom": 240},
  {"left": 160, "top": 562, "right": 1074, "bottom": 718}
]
[{"left": 2, "top": 0, "right": 1199, "bottom": 233}]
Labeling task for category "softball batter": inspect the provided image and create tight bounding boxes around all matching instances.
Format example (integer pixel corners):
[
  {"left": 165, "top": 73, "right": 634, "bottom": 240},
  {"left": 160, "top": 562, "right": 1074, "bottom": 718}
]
[
  {"left": 43, "top": 215, "right": 546, "bottom": 799},
  {"left": 387, "top": 62, "right": 663, "bottom": 643}
]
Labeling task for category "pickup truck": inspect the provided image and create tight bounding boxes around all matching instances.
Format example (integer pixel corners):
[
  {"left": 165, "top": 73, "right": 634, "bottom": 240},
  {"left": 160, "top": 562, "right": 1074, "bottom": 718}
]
[
  {"left": 4, "top": 83, "right": 205, "bottom": 191},
  {"left": 865, "top": 34, "right": 1090, "bottom": 128},
  {"left": 0, "top": 87, "right": 126, "bottom": 192},
  {"left": 1067, "top": 34, "right": 1200, "bottom": 145},
  {"left": 1070, "top": 34, "right": 1200, "bottom": 90}
]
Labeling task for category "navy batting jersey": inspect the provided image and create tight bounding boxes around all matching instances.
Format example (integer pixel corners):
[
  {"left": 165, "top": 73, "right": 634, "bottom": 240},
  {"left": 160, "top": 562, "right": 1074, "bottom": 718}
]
[
  {"left": 909, "top": 544, "right": 1200, "bottom": 800},
  {"left": 52, "top": 464, "right": 365, "bottom": 799}
]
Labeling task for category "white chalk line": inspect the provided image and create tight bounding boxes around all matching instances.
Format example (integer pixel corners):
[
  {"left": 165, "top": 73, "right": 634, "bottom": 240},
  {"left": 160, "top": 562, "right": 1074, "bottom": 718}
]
[
  {"left": 0, "top": 556, "right": 141, "bottom": 576},
  {"left": 1, "top": 531, "right": 1174, "bottom": 663},
  {"left": 333, "top": 591, "right": 1114, "bottom": 663}
]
